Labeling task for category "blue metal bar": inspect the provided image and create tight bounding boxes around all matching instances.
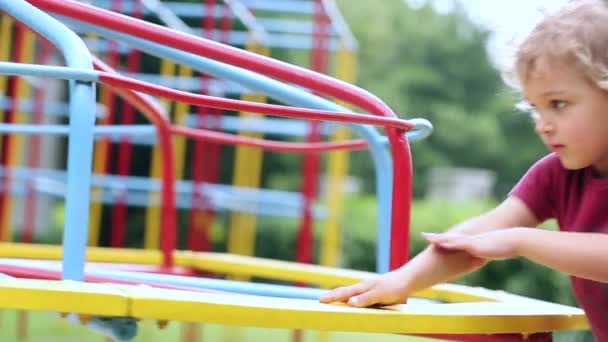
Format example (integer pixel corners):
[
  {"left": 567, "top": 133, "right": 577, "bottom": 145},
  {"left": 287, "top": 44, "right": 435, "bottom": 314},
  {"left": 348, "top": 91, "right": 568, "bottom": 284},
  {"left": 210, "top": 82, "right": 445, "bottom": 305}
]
[
  {"left": 80, "top": 29, "right": 342, "bottom": 51},
  {"left": 0, "top": 123, "right": 156, "bottom": 136},
  {"left": 84, "top": 27, "right": 341, "bottom": 50},
  {"left": 222, "top": 0, "right": 269, "bottom": 45},
  {"left": 322, "top": 0, "right": 358, "bottom": 51},
  {"left": 0, "top": 97, "right": 100, "bottom": 118},
  {"left": 65, "top": 91, "right": 96, "bottom": 280},
  {"left": 0, "top": 258, "right": 440, "bottom": 304},
  {"left": 0, "top": 165, "right": 327, "bottom": 218},
  {"left": 88, "top": 0, "right": 359, "bottom": 51},
  {"left": 87, "top": 0, "right": 318, "bottom": 17},
  {"left": 93, "top": 268, "right": 328, "bottom": 300},
  {"left": 0, "top": 119, "right": 374, "bottom": 140},
  {"left": 0, "top": 165, "right": 314, "bottom": 198},
  {"left": 0, "top": 62, "right": 99, "bottom": 81},
  {"left": 0, "top": 1, "right": 97, "bottom": 283}
]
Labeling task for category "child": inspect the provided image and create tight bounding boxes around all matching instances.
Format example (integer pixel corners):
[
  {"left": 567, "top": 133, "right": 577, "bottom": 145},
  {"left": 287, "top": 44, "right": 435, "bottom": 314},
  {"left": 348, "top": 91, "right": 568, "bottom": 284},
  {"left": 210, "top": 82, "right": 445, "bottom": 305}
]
[{"left": 319, "top": 1, "right": 608, "bottom": 340}]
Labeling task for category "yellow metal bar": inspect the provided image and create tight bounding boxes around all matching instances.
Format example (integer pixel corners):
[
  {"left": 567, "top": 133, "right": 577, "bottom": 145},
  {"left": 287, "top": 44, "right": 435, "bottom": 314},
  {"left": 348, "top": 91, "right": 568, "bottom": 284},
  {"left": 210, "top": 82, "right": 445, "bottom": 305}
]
[
  {"left": 88, "top": 89, "right": 112, "bottom": 246},
  {"left": 144, "top": 59, "right": 176, "bottom": 250},
  {"left": 0, "top": 15, "right": 14, "bottom": 154},
  {"left": 320, "top": 47, "right": 357, "bottom": 268},
  {"left": 226, "top": 117, "right": 264, "bottom": 256},
  {"left": 87, "top": 32, "right": 111, "bottom": 246},
  {"left": 172, "top": 65, "right": 192, "bottom": 178},
  {"left": 3, "top": 27, "right": 35, "bottom": 340},
  {"left": 174, "top": 65, "right": 198, "bottom": 342},
  {"left": 0, "top": 29, "right": 36, "bottom": 242},
  {"left": 0, "top": 279, "right": 129, "bottom": 316},
  {"left": 0, "top": 242, "right": 188, "bottom": 266},
  {"left": 227, "top": 42, "right": 269, "bottom": 260},
  {"left": 144, "top": 146, "right": 163, "bottom": 250}
]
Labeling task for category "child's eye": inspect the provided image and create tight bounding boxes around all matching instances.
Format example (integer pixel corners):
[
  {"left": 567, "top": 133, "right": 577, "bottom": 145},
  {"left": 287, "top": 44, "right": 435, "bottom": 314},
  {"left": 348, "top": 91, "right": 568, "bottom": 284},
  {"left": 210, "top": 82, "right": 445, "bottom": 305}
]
[{"left": 550, "top": 100, "right": 567, "bottom": 110}]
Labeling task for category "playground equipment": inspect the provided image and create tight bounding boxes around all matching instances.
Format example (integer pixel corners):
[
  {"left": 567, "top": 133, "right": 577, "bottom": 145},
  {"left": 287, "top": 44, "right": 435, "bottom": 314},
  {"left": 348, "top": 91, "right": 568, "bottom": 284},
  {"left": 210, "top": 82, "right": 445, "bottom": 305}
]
[{"left": 0, "top": 0, "right": 590, "bottom": 341}]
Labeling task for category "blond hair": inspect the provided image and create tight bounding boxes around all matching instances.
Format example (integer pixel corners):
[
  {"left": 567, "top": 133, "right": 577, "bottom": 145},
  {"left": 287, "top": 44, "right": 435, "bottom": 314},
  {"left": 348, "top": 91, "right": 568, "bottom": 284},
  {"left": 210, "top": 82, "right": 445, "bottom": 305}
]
[{"left": 504, "top": 0, "right": 608, "bottom": 92}]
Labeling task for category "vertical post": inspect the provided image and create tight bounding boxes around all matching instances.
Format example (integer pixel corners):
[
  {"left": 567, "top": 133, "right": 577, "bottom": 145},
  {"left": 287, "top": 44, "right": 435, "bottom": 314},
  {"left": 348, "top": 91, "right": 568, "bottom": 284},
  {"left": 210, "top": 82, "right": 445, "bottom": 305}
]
[{"left": 62, "top": 80, "right": 96, "bottom": 281}]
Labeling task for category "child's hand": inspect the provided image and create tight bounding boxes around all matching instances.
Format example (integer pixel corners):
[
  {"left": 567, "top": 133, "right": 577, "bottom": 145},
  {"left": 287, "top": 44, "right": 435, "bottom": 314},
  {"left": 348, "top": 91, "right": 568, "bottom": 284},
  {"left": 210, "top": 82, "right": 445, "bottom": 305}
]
[
  {"left": 422, "top": 228, "right": 526, "bottom": 260},
  {"left": 318, "top": 271, "right": 410, "bottom": 307}
]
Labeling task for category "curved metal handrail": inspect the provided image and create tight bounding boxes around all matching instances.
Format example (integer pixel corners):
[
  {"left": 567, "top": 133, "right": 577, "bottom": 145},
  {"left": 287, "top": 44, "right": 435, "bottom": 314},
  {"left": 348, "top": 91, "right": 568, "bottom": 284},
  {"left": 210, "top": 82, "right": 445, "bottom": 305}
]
[{"left": 0, "top": 0, "right": 95, "bottom": 283}]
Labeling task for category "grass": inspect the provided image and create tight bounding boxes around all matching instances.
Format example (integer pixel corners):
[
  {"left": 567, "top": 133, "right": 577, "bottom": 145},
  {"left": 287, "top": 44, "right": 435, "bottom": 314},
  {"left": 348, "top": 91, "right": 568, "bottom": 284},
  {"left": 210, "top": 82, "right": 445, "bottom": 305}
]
[{"left": 0, "top": 310, "right": 438, "bottom": 342}]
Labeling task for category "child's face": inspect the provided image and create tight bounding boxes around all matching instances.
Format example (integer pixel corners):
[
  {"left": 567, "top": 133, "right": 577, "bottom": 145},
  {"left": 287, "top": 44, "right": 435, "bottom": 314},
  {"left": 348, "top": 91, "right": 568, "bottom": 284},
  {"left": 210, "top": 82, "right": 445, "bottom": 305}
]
[{"left": 522, "top": 56, "right": 608, "bottom": 176}]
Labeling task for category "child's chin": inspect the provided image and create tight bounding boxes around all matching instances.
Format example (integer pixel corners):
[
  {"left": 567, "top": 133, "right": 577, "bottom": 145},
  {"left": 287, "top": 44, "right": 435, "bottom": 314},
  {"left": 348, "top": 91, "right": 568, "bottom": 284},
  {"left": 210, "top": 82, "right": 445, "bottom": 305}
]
[{"left": 559, "top": 158, "right": 586, "bottom": 170}]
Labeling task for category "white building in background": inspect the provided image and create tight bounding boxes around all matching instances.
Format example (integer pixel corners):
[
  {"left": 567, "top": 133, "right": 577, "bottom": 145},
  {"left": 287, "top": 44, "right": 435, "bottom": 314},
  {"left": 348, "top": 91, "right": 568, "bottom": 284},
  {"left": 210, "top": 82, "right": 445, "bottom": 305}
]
[{"left": 427, "top": 167, "right": 496, "bottom": 202}]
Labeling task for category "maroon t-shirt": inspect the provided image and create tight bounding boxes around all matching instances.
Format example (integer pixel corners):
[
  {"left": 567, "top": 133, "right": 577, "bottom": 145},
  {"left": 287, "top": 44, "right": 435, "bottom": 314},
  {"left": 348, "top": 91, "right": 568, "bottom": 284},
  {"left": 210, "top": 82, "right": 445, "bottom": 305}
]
[{"left": 511, "top": 153, "right": 608, "bottom": 341}]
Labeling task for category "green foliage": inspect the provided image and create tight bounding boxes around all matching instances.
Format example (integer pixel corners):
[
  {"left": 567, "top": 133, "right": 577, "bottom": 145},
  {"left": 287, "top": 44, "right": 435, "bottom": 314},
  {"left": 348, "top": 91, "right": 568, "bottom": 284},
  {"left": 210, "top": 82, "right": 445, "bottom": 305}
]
[{"left": 340, "top": 195, "right": 496, "bottom": 271}]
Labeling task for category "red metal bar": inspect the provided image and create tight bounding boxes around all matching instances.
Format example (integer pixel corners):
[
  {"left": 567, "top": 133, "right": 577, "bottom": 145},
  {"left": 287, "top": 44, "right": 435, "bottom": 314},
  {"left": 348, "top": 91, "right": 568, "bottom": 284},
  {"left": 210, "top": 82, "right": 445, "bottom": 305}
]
[
  {"left": 111, "top": 0, "right": 143, "bottom": 248},
  {"left": 171, "top": 126, "right": 368, "bottom": 153},
  {"left": 0, "top": 263, "right": 224, "bottom": 293},
  {"left": 104, "top": 0, "right": 122, "bottom": 247},
  {"left": 22, "top": 37, "right": 52, "bottom": 243},
  {"left": 414, "top": 333, "right": 553, "bottom": 342},
  {"left": 187, "top": 0, "right": 221, "bottom": 252},
  {"left": 296, "top": 0, "right": 329, "bottom": 266},
  {"left": 85, "top": 263, "right": 198, "bottom": 277},
  {"left": 3, "top": 24, "right": 29, "bottom": 342},
  {"left": 92, "top": 58, "right": 177, "bottom": 270},
  {"left": 294, "top": 4, "right": 330, "bottom": 341},
  {"left": 0, "top": 23, "right": 24, "bottom": 243},
  {"left": 98, "top": 73, "right": 415, "bottom": 130},
  {"left": 196, "top": 0, "right": 233, "bottom": 252}
]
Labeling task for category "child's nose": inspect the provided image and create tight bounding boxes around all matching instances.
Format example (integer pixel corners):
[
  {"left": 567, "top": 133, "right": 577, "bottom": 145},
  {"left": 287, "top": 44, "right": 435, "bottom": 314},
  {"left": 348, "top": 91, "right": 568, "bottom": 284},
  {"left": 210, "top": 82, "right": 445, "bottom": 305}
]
[{"left": 534, "top": 118, "right": 554, "bottom": 136}]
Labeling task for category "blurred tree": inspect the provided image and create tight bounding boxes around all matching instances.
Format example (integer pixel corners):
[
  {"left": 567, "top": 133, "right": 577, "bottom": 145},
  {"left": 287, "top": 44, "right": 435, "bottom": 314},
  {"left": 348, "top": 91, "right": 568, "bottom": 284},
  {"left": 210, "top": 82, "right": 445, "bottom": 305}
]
[{"left": 335, "top": 0, "right": 547, "bottom": 197}]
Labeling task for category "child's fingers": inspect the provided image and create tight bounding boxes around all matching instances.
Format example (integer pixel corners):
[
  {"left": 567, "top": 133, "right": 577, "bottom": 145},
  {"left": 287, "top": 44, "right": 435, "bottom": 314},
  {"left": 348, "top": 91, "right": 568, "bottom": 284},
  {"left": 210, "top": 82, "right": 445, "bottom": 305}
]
[
  {"left": 422, "top": 232, "right": 461, "bottom": 244},
  {"left": 426, "top": 234, "right": 491, "bottom": 259},
  {"left": 436, "top": 238, "right": 468, "bottom": 250},
  {"left": 347, "top": 288, "right": 381, "bottom": 307},
  {"left": 319, "top": 287, "right": 349, "bottom": 303},
  {"left": 319, "top": 281, "right": 372, "bottom": 303},
  {"left": 423, "top": 234, "right": 473, "bottom": 253},
  {"left": 347, "top": 287, "right": 404, "bottom": 308}
]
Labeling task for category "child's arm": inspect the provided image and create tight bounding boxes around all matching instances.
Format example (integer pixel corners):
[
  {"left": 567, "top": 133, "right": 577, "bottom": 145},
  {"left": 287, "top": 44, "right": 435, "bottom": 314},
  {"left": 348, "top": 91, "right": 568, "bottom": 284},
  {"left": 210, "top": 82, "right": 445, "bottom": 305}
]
[
  {"left": 429, "top": 228, "right": 608, "bottom": 283},
  {"left": 319, "top": 196, "right": 539, "bottom": 306},
  {"left": 518, "top": 229, "right": 608, "bottom": 282}
]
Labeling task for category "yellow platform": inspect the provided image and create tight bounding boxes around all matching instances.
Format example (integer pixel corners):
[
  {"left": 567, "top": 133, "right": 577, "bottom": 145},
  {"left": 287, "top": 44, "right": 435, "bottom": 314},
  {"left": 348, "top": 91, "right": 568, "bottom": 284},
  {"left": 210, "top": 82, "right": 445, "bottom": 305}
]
[
  {"left": 0, "top": 277, "right": 588, "bottom": 335},
  {"left": 0, "top": 243, "right": 590, "bottom": 335}
]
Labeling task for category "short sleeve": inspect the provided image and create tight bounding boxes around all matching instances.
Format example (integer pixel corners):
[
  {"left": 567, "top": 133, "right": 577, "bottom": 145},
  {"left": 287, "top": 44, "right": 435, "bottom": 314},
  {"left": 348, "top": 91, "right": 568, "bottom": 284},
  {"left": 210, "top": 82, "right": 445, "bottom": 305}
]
[{"left": 509, "top": 154, "right": 559, "bottom": 223}]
